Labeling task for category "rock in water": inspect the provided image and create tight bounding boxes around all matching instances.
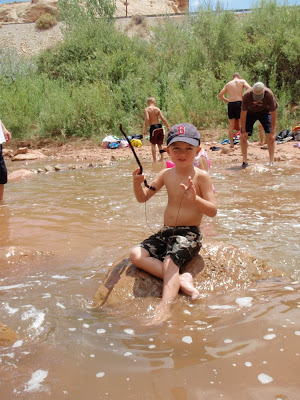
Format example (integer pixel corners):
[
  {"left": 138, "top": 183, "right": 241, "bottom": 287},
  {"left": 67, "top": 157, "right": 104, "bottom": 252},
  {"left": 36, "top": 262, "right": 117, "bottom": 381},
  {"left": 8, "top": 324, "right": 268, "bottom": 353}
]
[
  {"left": 94, "top": 241, "right": 286, "bottom": 307},
  {"left": 0, "top": 322, "right": 19, "bottom": 347}
]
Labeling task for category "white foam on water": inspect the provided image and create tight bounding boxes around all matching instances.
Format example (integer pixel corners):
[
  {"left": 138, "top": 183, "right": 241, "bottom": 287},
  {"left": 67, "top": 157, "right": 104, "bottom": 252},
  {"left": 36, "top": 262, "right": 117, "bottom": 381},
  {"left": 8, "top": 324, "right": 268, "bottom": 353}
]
[
  {"left": 245, "top": 362, "right": 252, "bottom": 367},
  {"left": 235, "top": 297, "right": 253, "bottom": 307},
  {"left": 263, "top": 334, "right": 276, "bottom": 340},
  {"left": 124, "top": 329, "right": 134, "bottom": 335},
  {"left": 224, "top": 339, "right": 233, "bottom": 344},
  {"left": 209, "top": 305, "right": 235, "bottom": 310},
  {"left": 124, "top": 352, "right": 132, "bottom": 357},
  {"left": 68, "top": 328, "right": 76, "bottom": 332},
  {"left": 295, "top": 331, "right": 300, "bottom": 336},
  {"left": 182, "top": 336, "right": 193, "bottom": 344},
  {"left": 42, "top": 293, "right": 51, "bottom": 299},
  {"left": 3, "top": 302, "right": 19, "bottom": 315},
  {"left": 96, "top": 329, "right": 106, "bottom": 334},
  {"left": 12, "top": 340, "right": 23, "bottom": 348},
  {"left": 148, "top": 345, "right": 156, "bottom": 349},
  {"left": 21, "top": 306, "right": 45, "bottom": 336},
  {"left": 257, "top": 373, "right": 273, "bottom": 384},
  {"left": 51, "top": 275, "right": 68, "bottom": 280},
  {"left": 0, "top": 283, "right": 30, "bottom": 291},
  {"left": 56, "top": 302, "right": 66, "bottom": 309},
  {"left": 83, "top": 324, "right": 89, "bottom": 328},
  {"left": 24, "top": 369, "right": 48, "bottom": 392},
  {"left": 4, "top": 352, "right": 14, "bottom": 358},
  {"left": 96, "top": 372, "right": 105, "bottom": 378},
  {"left": 184, "top": 310, "right": 191, "bottom": 315},
  {"left": 194, "top": 320, "right": 207, "bottom": 325},
  {"left": 284, "top": 286, "right": 294, "bottom": 291}
]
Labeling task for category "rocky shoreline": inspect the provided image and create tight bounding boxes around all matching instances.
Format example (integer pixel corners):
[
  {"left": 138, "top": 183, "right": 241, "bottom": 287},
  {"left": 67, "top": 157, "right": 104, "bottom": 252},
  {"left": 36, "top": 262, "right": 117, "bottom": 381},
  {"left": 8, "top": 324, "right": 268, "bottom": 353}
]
[{"left": 3, "top": 136, "right": 300, "bottom": 184}]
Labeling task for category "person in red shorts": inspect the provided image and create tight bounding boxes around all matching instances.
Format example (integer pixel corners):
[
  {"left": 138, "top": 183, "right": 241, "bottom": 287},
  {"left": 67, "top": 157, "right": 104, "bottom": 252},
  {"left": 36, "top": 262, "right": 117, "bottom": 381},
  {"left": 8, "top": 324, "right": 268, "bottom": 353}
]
[{"left": 144, "top": 97, "right": 170, "bottom": 162}]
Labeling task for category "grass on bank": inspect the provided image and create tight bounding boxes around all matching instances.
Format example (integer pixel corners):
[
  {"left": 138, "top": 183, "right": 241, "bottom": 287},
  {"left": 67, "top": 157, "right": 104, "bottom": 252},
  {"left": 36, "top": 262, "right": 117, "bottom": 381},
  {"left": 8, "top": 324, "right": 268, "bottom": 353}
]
[{"left": 0, "top": 0, "right": 299, "bottom": 143}]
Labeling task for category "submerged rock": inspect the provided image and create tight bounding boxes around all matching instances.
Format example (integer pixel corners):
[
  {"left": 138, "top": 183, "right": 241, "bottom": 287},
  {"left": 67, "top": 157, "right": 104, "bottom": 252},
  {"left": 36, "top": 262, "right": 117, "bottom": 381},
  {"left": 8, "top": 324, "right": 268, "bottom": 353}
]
[
  {"left": 0, "top": 321, "right": 19, "bottom": 347},
  {"left": 94, "top": 242, "right": 286, "bottom": 307},
  {"left": 0, "top": 246, "right": 51, "bottom": 268},
  {"left": 8, "top": 169, "right": 35, "bottom": 182}
]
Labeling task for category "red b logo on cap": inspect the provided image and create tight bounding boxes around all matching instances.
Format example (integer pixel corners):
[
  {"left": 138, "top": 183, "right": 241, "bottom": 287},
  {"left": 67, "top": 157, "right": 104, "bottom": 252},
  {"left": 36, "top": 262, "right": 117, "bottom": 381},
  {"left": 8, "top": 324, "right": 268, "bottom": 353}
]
[{"left": 177, "top": 126, "right": 185, "bottom": 134}]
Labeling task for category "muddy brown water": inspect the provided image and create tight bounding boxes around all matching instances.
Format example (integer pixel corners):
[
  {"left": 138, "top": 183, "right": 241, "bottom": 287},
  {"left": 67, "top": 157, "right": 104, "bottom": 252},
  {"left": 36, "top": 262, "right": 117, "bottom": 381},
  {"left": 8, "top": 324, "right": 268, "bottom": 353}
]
[{"left": 0, "top": 158, "right": 299, "bottom": 399}]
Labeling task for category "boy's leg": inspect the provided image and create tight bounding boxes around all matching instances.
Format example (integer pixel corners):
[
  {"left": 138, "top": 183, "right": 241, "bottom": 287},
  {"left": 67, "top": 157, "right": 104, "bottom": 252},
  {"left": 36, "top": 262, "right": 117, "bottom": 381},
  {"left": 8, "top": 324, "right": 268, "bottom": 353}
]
[
  {"left": 130, "top": 246, "right": 163, "bottom": 278},
  {"left": 179, "top": 272, "right": 200, "bottom": 299},
  {"left": 150, "top": 256, "right": 180, "bottom": 325},
  {"left": 150, "top": 143, "right": 157, "bottom": 162},
  {"left": 158, "top": 145, "right": 164, "bottom": 161}
]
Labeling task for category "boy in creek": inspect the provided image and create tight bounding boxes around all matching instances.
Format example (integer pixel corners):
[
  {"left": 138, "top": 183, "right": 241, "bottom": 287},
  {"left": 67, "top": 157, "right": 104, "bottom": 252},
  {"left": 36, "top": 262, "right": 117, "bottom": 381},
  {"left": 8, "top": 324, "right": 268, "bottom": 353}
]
[
  {"left": 130, "top": 123, "right": 217, "bottom": 325},
  {"left": 143, "top": 97, "right": 170, "bottom": 162}
]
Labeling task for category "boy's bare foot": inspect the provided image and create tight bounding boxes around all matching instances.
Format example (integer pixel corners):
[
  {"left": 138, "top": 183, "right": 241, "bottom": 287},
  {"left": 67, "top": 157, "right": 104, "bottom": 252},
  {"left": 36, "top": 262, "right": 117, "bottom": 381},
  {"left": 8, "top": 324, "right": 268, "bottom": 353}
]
[
  {"left": 179, "top": 272, "right": 200, "bottom": 299},
  {"left": 146, "top": 302, "right": 171, "bottom": 326}
]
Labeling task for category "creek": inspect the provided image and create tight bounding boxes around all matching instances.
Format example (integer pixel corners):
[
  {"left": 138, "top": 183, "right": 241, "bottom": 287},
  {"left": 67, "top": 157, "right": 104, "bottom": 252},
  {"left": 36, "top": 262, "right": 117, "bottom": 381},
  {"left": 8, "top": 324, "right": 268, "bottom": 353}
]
[{"left": 0, "top": 157, "right": 299, "bottom": 399}]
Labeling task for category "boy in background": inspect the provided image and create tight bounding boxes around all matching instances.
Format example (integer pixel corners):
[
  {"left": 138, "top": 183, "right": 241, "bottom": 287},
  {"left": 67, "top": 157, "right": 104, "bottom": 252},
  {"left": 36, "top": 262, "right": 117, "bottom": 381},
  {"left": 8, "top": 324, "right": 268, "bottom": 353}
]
[{"left": 144, "top": 97, "right": 170, "bottom": 162}]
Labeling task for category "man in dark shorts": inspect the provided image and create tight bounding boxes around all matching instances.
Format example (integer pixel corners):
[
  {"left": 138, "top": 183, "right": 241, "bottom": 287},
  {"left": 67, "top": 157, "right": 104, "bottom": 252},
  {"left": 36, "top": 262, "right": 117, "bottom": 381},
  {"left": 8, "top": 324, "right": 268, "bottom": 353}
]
[
  {"left": 0, "top": 120, "right": 12, "bottom": 201},
  {"left": 144, "top": 97, "right": 170, "bottom": 162},
  {"left": 240, "top": 82, "right": 278, "bottom": 168},
  {"left": 218, "top": 73, "right": 251, "bottom": 148}
]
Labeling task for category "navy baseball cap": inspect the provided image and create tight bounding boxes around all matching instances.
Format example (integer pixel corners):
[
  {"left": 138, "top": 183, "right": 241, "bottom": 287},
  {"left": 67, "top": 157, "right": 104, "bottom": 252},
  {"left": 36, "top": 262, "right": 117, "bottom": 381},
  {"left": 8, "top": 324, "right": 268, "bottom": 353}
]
[{"left": 167, "top": 123, "right": 201, "bottom": 147}]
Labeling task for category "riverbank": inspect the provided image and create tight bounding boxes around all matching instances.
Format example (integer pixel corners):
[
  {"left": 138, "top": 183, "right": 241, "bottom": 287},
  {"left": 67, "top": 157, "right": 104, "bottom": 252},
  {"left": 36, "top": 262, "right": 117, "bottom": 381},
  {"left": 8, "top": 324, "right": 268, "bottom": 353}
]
[{"left": 3, "top": 134, "right": 300, "bottom": 175}]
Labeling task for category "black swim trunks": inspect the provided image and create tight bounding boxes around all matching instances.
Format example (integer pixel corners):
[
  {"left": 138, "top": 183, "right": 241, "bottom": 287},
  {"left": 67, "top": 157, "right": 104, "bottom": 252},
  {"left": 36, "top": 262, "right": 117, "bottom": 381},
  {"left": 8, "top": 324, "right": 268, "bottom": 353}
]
[
  {"left": 0, "top": 144, "right": 7, "bottom": 185},
  {"left": 245, "top": 111, "right": 271, "bottom": 135},
  {"left": 138, "top": 225, "right": 202, "bottom": 270},
  {"left": 149, "top": 124, "right": 164, "bottom": 145},
  {"left": 228, "top": 101, "right": 242, "bottom": 120}
]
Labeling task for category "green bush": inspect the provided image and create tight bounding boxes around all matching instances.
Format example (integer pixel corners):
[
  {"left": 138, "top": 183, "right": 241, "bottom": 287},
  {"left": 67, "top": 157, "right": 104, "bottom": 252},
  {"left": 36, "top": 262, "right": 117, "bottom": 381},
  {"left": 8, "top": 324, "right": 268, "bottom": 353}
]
[
  {"left": 35, "top": 13, "right": 58, "bottom": 30},
  {"left": 0, "top": 1, "right": 299, "bottom": 141}
]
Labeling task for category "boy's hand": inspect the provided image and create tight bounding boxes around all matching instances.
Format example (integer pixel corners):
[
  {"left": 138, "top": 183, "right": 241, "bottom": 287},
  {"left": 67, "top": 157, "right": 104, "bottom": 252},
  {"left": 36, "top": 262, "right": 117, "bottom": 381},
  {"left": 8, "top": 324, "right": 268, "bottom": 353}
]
[
  {"left": 180, "top": 176, "right": 196, "bottom": 201},
  {"left": 132, "top": 168, "right": 145, "bottom": 185}
]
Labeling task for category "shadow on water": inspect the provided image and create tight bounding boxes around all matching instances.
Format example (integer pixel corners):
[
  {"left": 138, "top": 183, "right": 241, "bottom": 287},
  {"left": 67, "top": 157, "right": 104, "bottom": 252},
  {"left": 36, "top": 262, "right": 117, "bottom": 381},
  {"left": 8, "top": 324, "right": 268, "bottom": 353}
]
[{"left": 0, "top": 159, "right": 299, "bottom": 399}]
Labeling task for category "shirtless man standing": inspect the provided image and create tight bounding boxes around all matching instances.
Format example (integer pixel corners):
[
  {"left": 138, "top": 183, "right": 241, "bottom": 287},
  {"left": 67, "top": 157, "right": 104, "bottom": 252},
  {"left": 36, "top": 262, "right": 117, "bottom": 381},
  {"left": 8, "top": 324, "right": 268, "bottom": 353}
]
[
  {"left": 144, "top": 97, "right": 170, "bottom": 162},
  {"left": 218, "top": 73, "right": 251, "bottom": 148}
]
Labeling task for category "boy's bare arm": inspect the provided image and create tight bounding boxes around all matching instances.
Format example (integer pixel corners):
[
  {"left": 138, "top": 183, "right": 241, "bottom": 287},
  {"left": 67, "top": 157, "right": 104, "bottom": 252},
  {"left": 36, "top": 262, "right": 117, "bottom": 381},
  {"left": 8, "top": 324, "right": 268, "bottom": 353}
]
[
  {"left": 159, "top": 110, "right": 170, "bottom": 130},
  {"left": 132, "top": 169, "right": 164, "bottom": 203},
  {"left": 144, "top": 108, "right": 149, "bottom": 135}
]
